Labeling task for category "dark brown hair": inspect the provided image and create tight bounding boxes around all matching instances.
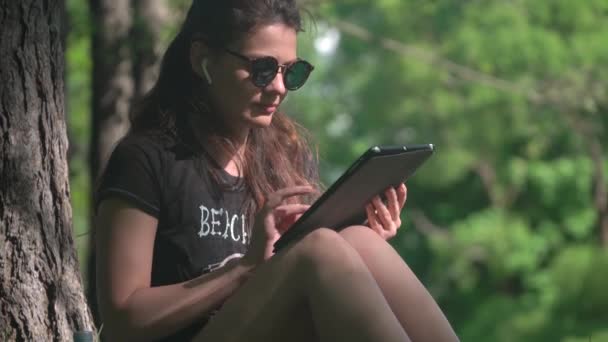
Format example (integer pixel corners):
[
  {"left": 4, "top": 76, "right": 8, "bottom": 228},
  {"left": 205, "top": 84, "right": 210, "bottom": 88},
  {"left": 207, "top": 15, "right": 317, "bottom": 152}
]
[{"left": 129, "top": 0, "right": 320, "bottom": 220}]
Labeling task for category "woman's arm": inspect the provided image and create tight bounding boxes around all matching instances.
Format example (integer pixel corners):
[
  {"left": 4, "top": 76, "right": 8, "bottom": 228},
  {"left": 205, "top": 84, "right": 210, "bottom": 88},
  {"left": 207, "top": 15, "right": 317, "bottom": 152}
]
[{"left": 96, "top": 198, "right": 255, "bottom": 342}]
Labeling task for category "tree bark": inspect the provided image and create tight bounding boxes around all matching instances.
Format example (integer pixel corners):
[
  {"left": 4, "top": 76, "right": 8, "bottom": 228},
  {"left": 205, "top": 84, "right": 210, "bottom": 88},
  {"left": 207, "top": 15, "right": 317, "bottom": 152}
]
[
  {"left": 87, "top": 0, "right": 133, "bottom": 326},
  {"left": 0, "top": 0, "right": 94, "bottom": 340},
  {"left": 89, "top": 0, "right": 134, "bottom": 179},
  {"left": 132, "top": 0, "right": 170, "bottom": 100}
]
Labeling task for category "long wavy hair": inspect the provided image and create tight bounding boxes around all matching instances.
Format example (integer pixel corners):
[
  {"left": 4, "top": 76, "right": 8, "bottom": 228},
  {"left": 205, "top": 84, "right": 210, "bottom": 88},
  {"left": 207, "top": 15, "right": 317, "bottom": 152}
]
[{"left": 128, "top": 0, "right": 320, "bottom": 224}]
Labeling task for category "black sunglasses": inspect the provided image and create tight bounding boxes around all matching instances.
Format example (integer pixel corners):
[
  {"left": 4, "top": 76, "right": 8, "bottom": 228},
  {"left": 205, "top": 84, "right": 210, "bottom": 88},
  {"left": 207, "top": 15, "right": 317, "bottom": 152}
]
[{"left": 224, "top": 48, "right": 314, "bottom": 91}]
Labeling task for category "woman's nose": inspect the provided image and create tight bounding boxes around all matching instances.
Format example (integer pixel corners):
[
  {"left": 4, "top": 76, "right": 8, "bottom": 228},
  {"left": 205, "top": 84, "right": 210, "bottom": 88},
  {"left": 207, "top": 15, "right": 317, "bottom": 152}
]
[{"left": 265, "top": 71, "right": 287, "bottom": 95}]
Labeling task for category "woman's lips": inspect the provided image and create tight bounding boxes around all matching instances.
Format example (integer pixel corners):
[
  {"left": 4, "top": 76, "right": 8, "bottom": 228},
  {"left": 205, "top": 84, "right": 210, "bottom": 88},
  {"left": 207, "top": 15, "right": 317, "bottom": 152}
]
[{"left": 253, "top": 103, "right": 278, "bottom": 114}]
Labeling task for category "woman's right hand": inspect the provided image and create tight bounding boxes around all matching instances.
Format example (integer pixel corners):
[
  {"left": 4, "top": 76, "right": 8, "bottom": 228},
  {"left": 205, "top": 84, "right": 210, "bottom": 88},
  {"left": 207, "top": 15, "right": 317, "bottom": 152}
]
[{"left": 241, "top": 186, "right": 314, "bottom": 266}]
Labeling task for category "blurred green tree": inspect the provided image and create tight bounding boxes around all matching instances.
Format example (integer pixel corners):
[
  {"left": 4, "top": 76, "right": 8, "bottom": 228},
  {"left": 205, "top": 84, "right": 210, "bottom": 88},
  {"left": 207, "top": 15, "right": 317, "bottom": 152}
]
[
  {"left": 286, "top": 1, "right": 608, "bottom": 340},
  {"left": 64, "top": 0, "right": 608, "bottom": 340}
]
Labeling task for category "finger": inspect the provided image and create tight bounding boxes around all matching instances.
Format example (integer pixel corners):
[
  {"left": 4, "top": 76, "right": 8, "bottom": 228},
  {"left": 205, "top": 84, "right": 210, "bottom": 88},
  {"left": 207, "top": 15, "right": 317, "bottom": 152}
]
[
  {"left": 365, "top": 203, "right": 382, "bottom": 235},
  {"left": 262, "top": 211, "right": 276, "bottom": 229},
  {"left": 276, "top": 214, "right": 297, "bottom": 234},
  {"left": 385, "top": 187, "right": 399, "bottom": 221},
  {"left": 372, "top": 196, "right": 392, "bottom": 225},
  {"left": 397, "top": 183, "right": 407, "bottom": 209},
  {"left": 266, "top": 186, "right": 315, "bottom": 208},
  {"left": 274, "top": 204, "right": 310, "bottom": 218},
  {"left": 372, "top": 196, "right": 394, "bottom": 231},
  {"left": 274, "top": 204, "right": 311, "bottom": 233}
]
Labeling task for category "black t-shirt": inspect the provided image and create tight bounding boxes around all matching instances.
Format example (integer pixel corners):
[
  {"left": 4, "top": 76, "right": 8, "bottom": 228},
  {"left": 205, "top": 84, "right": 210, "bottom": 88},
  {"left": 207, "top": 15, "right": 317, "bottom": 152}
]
[{"left": 96, "top": 133, "right": 251, "bottom": 341}]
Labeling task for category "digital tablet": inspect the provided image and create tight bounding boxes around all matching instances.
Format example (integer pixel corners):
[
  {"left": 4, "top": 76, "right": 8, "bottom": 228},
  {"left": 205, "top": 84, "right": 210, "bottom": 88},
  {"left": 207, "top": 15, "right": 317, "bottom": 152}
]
[{"left": 273, "top": 144, "right": 435, "bottom": 252}]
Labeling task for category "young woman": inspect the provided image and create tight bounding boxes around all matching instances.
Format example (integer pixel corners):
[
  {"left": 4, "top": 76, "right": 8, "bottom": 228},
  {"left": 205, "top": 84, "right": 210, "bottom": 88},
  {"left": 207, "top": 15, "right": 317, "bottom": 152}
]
[{"left": 95, "top": 1, "right": 459, "bottom": 341}]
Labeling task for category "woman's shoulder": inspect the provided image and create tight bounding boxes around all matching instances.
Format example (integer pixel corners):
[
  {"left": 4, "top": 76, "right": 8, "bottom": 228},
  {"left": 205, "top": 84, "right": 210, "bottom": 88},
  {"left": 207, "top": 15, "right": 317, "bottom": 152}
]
[
  {"left": 112, "top": 130, "right": 178, "bottom": 159},
  {"left": 96, "top": 131, "right": 173, "bottom": 217},
  {"left": 118, "top": 130, "right": 166, "bottom": 149},
  {"left": 113, "top": 130, "right": 213, "bottom": 175}
]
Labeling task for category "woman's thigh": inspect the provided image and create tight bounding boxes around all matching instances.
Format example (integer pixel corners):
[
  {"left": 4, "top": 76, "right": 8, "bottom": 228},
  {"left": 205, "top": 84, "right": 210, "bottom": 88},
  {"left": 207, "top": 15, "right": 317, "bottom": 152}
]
[
  {"left": 190, "top": 230, "right": 349, "bottom": 342},
  {"left": 338, "top": 225, "right": 459, "bottom": 342}
]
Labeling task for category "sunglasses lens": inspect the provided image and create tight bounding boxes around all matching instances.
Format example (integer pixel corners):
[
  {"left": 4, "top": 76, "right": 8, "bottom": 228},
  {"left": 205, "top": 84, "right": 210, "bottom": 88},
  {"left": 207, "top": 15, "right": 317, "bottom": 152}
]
[
  {"left": 285, "top": 61, "right": 313, "bottom": 90},
  {"left": 251, "top": 57, "right": 278, "bottom": 87}
]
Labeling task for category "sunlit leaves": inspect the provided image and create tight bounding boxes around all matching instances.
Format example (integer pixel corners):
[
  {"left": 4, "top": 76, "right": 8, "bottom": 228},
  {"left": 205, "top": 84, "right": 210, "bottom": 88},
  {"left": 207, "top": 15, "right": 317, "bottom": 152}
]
[
  {"left": 63, "top": 0, "right": 607, "bottom": 340},
  {"left": 288, "top": 0, "right": 608, "bottom": 340}
]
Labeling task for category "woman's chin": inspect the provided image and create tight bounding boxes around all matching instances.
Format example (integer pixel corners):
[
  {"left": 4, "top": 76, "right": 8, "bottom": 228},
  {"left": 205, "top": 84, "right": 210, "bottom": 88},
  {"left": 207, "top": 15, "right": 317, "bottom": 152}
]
[{"left": 247, "top": 113, "right": 274, "bottom": 128}]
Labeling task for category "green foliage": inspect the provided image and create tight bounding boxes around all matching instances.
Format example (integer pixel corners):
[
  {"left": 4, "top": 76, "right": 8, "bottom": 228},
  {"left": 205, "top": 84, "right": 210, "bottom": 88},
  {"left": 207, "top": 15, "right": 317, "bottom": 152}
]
[
  {"left": 66, "top": 0, "right": 92, "bottom": 274},
  {"left": 289, "top": 0, "right": 608, "bottom": 340},
  {"left": 65, "top": 0, "right": 608, "bottom": 340}
]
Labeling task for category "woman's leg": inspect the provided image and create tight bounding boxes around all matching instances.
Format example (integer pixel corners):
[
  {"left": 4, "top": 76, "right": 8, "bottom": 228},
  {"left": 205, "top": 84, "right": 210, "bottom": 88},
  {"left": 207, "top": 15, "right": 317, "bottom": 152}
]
[
  {"left": 192, "top": 228, "right": 410, "bottom": 342},
  {"left": 339, "top": 225, "right": 459, "bottom": 342}
]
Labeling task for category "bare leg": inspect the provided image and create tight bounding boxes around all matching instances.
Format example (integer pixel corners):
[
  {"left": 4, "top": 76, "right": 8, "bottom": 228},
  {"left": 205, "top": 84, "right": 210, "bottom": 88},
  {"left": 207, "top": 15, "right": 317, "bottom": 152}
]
[
  {"left": 340, "top": 225, "right": 459, "bottom": 342},
  {"left": 192, "top": 228, "right": 410, "bottom": 342}
]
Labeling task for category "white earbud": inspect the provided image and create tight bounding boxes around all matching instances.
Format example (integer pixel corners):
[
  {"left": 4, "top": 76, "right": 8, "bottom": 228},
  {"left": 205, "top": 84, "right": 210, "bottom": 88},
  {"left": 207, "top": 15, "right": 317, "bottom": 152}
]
[{"left": 201, "top": 58, "right": 212, "bottom": 84}]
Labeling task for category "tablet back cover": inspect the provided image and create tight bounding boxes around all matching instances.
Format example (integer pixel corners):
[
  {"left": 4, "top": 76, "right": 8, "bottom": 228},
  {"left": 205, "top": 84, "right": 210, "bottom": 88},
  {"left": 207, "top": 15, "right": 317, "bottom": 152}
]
[{"left": 274, "top": 145, "right": 433, "bottom": 250}]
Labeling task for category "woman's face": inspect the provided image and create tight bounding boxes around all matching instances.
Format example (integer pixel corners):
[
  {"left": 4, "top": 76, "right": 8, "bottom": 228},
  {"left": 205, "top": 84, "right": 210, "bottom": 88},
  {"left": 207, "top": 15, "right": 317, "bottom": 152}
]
[{"left": 195, "top": 23, "right": 298, "bottom": 138}]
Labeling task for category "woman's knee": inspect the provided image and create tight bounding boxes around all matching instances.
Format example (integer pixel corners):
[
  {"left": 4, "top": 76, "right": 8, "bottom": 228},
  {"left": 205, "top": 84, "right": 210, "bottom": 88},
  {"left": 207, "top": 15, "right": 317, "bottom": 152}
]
[
  {"left": 340, "top": 225, "right": 384, "bottom": 246},
  {"left": 293, "top": 228, "right": 365, "bottom": 273},
  {"left": 339, "top": 225, "right": 397, "bottom": 259}
]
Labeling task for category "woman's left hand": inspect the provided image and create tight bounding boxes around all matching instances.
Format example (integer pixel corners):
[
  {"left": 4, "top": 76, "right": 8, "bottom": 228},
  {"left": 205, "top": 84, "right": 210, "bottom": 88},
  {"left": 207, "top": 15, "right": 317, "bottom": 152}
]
[{"left": 365, "top": 183, "right": 407, "bottom": 240}]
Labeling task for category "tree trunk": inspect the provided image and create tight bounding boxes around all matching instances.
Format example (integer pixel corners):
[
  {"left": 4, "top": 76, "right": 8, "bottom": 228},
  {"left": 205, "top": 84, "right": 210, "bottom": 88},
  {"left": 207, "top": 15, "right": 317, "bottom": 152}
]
[
  {"left": 132, "top": 0, "right": 170, "bottom": 100},
  {"left": 89, "top": 0, "right": 134, "bottom": 179},
  {"left": 87, "top": 0, "right": 133, "bottom": 326},
  {"left": 87, "top": 0, "right": 169, "bottom": 326},
  {"left": 0, "top": 0, "right": 94, "bottom": 340}
]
